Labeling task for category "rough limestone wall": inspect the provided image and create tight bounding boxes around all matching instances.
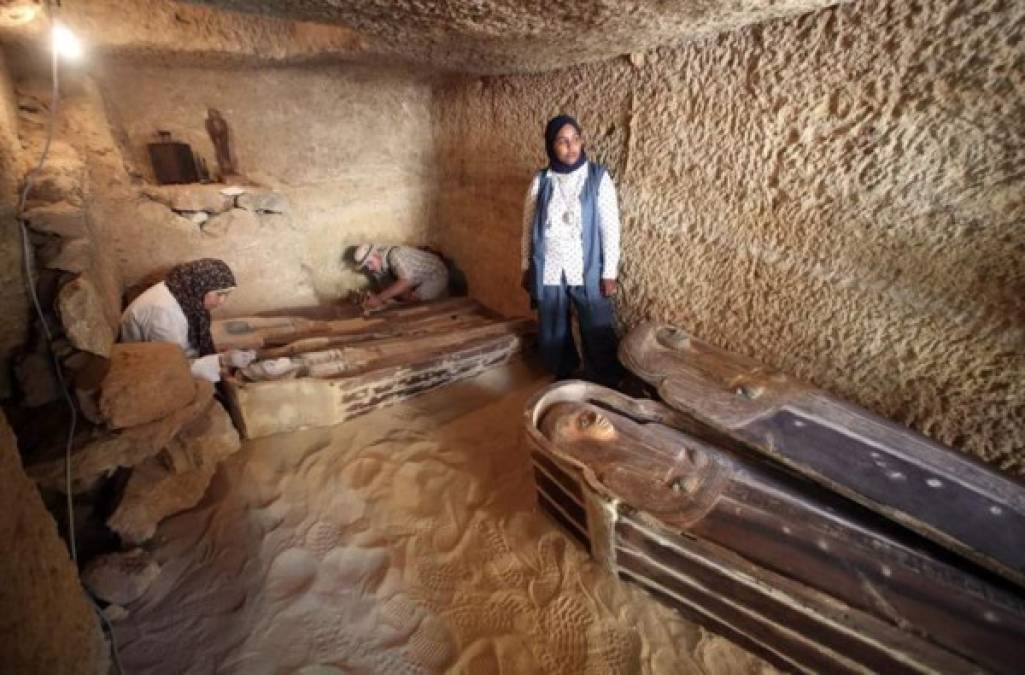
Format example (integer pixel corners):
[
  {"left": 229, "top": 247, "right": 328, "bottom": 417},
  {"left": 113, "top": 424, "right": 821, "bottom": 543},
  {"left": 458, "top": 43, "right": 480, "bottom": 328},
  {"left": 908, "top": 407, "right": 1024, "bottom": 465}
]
[
  {"left": 72, "top": 62, "right": 439, "bottom": 315},
  {"left": 0, "top": 411, "right": 109, "bottom": 673},
  {"left": 0, "top": 48, "right": 29, "bottom": 398},
  {"left": 435, "top": 0, "right": 1025, "bottom": 474}
]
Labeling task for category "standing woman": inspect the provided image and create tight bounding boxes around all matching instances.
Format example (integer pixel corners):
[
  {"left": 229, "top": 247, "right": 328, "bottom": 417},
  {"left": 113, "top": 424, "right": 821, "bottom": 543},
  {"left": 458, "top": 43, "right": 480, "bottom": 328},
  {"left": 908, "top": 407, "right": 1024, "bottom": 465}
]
[
  {"left": 120, "top": 258, "right": 255, "bottom": 382},
  {"left": 521, "top": 115, "right": 624, "bottom": 387}
]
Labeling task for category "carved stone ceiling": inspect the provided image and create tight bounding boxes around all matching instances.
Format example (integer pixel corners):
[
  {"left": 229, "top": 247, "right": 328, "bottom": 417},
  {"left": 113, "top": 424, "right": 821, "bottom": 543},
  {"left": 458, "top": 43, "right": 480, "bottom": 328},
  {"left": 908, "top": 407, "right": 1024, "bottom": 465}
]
[
  {"left": 1, "top": 0, "right": 846, "bottom": 74},
  {"left": 192, "top": 0, "right": 845, "bottom": 73}
]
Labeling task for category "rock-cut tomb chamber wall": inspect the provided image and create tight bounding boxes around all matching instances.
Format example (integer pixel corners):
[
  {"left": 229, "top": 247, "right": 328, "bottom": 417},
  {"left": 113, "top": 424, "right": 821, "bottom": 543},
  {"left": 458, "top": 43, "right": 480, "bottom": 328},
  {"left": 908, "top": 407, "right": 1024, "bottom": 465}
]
[{"left": 433, "top": 0, "right": 1025, "bottom": 474}]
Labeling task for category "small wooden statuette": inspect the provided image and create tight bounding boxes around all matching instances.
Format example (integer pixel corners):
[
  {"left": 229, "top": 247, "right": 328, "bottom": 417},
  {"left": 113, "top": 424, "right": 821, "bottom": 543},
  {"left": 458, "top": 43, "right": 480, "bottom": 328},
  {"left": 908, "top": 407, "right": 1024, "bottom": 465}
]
[{"left": 205, "top": 108, "right": 236, "bottom": 180}]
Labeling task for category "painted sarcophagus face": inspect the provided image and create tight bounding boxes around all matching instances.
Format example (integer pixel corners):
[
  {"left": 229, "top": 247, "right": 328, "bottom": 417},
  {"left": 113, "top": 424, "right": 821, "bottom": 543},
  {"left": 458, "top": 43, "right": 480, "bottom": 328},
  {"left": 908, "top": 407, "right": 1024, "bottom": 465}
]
[{"left": 524, "top": 326, "right": 1025, "bottom": 674}]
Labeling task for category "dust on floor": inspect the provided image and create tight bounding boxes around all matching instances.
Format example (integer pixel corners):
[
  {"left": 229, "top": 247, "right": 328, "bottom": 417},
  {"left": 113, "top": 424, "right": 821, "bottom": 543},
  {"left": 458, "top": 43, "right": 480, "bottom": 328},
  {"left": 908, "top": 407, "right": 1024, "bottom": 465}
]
[{"left": 113, "top": 359, "right": 774, "bottom": 674}]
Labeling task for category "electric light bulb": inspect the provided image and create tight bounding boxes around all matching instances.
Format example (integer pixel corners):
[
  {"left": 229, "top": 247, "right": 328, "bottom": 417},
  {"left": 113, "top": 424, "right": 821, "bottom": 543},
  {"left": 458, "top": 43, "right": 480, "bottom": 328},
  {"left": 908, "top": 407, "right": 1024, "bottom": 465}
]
[{"left": 51, "top": 23, "right": 82, "bottom": 60}]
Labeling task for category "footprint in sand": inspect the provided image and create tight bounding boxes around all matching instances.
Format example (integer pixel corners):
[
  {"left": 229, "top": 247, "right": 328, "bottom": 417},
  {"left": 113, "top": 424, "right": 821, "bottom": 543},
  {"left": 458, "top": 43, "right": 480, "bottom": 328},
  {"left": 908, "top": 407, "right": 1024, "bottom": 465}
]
[
  {"left": 527, "top": 533, "right": 567, "bottom": 607},
  {"left": 586, "top": 621, "right": 642, "bottom": 675},
  {"left": 265, "top": 547, "right": 319, "bottom": 601},
  {"left": 304, "top": 520, "right": 347, "bottom": 558},
  {"left": 340, "top": 456, "right": 386, "bottom": 490},
  {"left": 320, "top": 546, "right": 391, "bottom": 595},
  {"left": 404, "top": 613, "right": 456, "bottom": 672}
]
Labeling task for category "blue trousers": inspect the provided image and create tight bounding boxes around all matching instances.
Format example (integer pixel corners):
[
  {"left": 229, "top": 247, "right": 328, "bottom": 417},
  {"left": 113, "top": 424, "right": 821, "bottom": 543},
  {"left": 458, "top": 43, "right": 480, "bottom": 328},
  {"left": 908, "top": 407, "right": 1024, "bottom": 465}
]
[{"left": 537, "top": 282, "right": 622, "bottom": 386}]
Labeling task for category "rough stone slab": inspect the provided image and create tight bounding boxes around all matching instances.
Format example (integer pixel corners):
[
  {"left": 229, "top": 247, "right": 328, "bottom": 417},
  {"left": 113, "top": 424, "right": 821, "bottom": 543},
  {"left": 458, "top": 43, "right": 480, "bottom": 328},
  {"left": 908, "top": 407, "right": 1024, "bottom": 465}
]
[
  {"left": 28, "top": 380, "right": 214, "bottom": 493},
  {"left": 108, "top": 457, "right": 216, "bottom": 544},
  {"left": 226, "top": 332, "right": 531, "bottom": 439},
  {"left": 141, "top": 184, "right": 233, "bottom": 213},
  {"left": 156, "top": 401, "right": 241, "bottom": 473},
  {"left": 65, "top": 347, "right": 111, "bottom": 425},
  {"left": 236, "top": 190, "right": 289, "bottom": 213},
  {"left": 56, "top": 276, "right": 116, "bottom": 358},
  {"left": 99, "top": 342, "right": 196, "bottom": 429},
  {"left": 63, "top": 350, "right": 112, "bottom": 391},
  {"left": 43, "top": 237, "right": 93, "bottom": 273},
  {"left": 201, "top": 207, "right": 259, "bottom": 238},
  {"left": 82, "top": 549, "right": 160, "bottom": 606},
  {"left": 75, "top": 386, "right": 105, "bottom": 426},
  {"left": 14, "top": 351, "right": 59, "bottom": 407},
  {"left": 26, "top": 172, "right": 84, "bottom": 206},
  {"left": 0, "top": 411, "right": 109, "bottom": 673},
  {"left": 257, "top": 212, "right": 295, "bottom": 231},
  {"left": 23, "top": 202, "right": 88, "bottom": 238},
  {"left": 134, "top": 199, "right": 202, "bottom": 235}
]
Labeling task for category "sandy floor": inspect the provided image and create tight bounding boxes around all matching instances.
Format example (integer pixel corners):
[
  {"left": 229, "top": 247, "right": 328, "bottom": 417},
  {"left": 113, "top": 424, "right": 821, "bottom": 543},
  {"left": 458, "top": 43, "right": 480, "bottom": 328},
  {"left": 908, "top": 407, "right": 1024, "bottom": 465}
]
[{"left": 113, "top": 359, "right": 773, "bottom": 674}]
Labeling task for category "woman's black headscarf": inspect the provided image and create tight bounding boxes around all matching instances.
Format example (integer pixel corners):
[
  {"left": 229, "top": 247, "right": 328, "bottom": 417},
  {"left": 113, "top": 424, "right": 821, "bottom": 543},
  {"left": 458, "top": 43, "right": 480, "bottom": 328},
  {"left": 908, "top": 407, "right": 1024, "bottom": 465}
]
[
  {"left": 165, "top": 258, "right": 236, "bottom": 356},
  {"left": 545, "top": 115, "right": 588, "bottom": 174}
]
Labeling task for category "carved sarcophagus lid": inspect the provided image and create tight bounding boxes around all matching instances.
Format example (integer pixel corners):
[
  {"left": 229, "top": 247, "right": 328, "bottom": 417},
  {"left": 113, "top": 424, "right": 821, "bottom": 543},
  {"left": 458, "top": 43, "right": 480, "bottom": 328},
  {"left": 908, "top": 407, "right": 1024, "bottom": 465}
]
[
  {"left": 217, "top": 299, "right": 534, "bottom": 438},
  {"left": 524, "top": 381, "right": 1025, "bottom": 674},
  {"left": 620, "top": 322, "right": 1025, "bottom": 589}
]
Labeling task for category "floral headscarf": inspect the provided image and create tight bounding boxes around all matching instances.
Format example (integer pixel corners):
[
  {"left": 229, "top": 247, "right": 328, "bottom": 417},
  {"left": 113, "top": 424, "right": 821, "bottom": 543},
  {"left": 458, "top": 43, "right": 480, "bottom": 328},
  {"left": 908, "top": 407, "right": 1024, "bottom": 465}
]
[{"left": 165, "top": 258, "right": 236, "bottom": 356}]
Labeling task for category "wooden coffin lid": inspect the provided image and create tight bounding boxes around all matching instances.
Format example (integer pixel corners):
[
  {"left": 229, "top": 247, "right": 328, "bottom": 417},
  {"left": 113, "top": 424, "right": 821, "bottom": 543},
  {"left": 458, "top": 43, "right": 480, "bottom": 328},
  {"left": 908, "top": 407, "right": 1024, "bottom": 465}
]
[{"left": 619, "top": 321, "right": 1025, "bottom": 588}]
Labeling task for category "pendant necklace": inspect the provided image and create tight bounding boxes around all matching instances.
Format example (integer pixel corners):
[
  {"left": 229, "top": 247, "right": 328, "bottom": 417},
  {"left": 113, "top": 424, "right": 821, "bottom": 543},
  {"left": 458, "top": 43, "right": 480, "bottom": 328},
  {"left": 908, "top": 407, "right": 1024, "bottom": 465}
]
[{"left": 555, "top": 174, "right": 576, "bottom": 225}]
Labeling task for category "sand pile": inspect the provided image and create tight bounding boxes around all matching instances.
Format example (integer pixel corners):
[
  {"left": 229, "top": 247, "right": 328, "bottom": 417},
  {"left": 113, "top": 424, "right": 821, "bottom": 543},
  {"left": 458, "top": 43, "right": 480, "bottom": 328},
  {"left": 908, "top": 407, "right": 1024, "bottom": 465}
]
[{"left": 112, "top": 359, "right": 773, "bottom": 674}]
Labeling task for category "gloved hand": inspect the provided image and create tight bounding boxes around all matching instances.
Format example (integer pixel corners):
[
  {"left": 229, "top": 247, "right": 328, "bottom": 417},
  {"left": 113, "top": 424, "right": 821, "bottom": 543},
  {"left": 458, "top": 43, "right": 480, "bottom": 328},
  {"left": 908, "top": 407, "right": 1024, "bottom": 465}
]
[{"left": 222, "top": 349, "right": 257, "bottom": 368}]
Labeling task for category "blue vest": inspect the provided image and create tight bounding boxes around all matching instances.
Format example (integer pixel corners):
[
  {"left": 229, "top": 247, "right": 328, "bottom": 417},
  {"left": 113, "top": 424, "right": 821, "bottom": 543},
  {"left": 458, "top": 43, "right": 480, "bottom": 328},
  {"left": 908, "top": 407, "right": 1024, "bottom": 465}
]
[{"left": 528, "top": 162, "right": 607, "bottom": 300}]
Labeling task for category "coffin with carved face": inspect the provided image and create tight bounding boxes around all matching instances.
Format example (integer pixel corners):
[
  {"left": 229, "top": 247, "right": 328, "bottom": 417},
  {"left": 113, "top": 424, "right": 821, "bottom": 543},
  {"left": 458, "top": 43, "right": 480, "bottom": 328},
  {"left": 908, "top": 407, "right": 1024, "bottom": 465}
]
[
  {"left": 620, "top": 322, "right": 1025, "bottom": 588},
  {"left": 524, "top": 337, "right": 1025, "bottom": 674}
]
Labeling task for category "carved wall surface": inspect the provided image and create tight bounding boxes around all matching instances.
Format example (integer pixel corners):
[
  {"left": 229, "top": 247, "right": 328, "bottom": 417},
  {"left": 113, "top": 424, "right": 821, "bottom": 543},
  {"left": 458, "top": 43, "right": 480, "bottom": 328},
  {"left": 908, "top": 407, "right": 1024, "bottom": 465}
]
[
  {"left": 434, "top": 0, "right": 1025, "bottom": 473},
  {"left": 0, "top": 49, "right": 28, "bottom": 397},
  {"left": 0, "top": 411, "right": 108, "bottom": 672},
  {"left": 7, "top": 61, "right": 442, "bottom": 317}
]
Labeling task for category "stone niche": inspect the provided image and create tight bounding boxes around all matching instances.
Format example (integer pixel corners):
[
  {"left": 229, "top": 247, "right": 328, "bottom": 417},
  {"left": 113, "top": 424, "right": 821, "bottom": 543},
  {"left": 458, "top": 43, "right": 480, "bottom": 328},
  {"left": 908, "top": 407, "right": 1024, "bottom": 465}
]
[{"left": 91, "top": 60, "right": 440, "bottom": 317}]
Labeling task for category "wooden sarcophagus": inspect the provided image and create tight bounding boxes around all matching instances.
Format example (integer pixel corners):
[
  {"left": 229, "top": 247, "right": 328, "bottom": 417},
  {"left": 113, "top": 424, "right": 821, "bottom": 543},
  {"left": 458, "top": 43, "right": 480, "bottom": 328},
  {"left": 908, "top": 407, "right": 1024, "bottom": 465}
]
[
  {"left": 524, "top": 324, "right": 1025, "bottom": 674},
  {"left": 217, "top": 298, "right": 534, "bottom": 438}
]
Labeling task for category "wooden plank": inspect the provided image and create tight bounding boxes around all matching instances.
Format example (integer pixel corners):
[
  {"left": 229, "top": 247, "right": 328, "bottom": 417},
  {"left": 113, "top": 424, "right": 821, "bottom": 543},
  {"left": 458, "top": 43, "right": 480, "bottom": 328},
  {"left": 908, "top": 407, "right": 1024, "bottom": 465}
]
[
  {"left": 298, "top": 319, "right": 534, "bottom": 378},
  {"left": 619, "top": 322, "right": 1025, "bottom": 588},
  {"left": 213, "top": 297, "right": 484, "bottom": 351},
  {"left": 250, "top": 296, "right": 480, "bottom": 322},
  {"left": 255, "top": 312, "right": 494, "bottom": 359},
  {"left": 523, "top": 381, "right": 1023, "bottom": 674},
  {"left": 225, "top": 332, "right": 531, "bottom": 439}
]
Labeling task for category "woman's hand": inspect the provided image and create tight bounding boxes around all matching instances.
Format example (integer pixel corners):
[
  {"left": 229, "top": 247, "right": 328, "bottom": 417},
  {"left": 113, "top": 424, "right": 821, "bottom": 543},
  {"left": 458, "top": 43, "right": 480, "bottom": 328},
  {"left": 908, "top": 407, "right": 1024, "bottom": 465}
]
[
  {"left": 600, "top": 279, "right": 617, "bottom": 297},
  {"left": 363, "top": 294, "right": 385, "bottom": 310}
]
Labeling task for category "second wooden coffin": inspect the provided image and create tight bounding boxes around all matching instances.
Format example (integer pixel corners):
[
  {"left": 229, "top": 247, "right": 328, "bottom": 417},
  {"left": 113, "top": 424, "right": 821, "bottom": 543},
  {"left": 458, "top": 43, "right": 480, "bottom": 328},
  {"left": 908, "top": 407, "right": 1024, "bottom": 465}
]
[{"left": 620, "top": 322, "right": 1025, "bottom": 589}]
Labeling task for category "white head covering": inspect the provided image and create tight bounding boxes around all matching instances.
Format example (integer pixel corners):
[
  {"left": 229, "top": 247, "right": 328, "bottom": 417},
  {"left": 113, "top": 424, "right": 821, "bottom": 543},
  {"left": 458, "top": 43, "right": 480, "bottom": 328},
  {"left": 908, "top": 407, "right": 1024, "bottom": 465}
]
[{"left": 354, "top": 243, "right": 374, "bottom": 269}]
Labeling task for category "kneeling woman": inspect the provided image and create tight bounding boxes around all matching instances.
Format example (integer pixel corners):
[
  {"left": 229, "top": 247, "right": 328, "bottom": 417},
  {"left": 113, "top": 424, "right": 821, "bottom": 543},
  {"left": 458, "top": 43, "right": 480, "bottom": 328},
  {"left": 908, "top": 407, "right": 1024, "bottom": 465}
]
[{"left": 120, "top": 258, "right": 255, "bottom": 382}]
